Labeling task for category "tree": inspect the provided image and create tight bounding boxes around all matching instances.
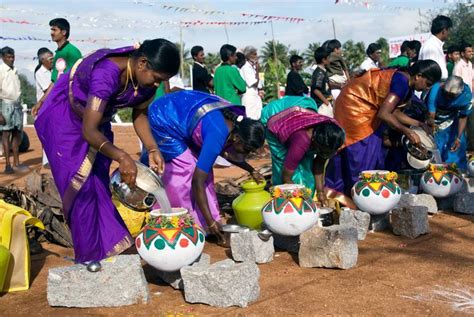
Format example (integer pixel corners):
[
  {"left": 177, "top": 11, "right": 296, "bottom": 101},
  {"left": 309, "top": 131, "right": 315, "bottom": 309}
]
[
  {"left": 260, "top": 40, "right": 289, "bottom": 68},
  {"left": 288, "top": 49, "right": 301, "bottom": 58},
  {"left": 375, "top": 37, "right": 389, "bottom": 66},
  {"left": 263, "top": 58, "right": 287, "bottom": 103},
  {"left": 204, "top": 52, "right": 221, "bottom": 74},
  {"left": 302, "top": 42, "right": 321, "bottom": 67},
  {"left": 417, "top": 3, "right": 474, "bottom": 47},
  {"left": 342, "top": 40, "right": 366, "bottom": 72},
  {"left": 175, "top": 42, "right": 193, "bottom": 84},
  {"left": 19, "top": 74, "right": 36, "bottom": 107}
]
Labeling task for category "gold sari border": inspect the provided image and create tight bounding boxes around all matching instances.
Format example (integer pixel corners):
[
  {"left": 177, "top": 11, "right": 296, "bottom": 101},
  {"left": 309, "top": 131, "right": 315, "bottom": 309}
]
[{"left": 106, "top": 234, "right": 133, "bottom": 258}]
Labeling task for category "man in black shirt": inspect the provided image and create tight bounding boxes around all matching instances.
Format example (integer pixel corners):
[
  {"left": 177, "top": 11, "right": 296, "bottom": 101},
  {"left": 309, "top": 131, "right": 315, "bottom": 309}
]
[
  {"left": 285, "top": 55, "right": 308, "bottom": 96},
  {"left": 311, "top": 47, "right": 333, "bottom": 117},
  {"left": 191, "top": 45, "right": 213, "bottom": 93}
]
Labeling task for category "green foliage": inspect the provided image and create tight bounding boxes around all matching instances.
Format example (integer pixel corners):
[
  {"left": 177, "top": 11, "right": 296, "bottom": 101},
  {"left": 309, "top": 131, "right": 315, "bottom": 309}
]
[
  {"left": 204, "top": 52, "right": 221, "bottom": 74},
  {"left": 117, "top": 108, "right": 132, "bottom": 122},
  {"left": 342, "top": 40, "right": 366, "bottom": 72},
  {"left": 19, "top": 74, "right": 36, "bottom": 107},
  {"left": 375, "top": 37, "right": 390, "bottom": 65},
  {"left": 261, "top": 40, "right": 289, "bottom": 67},
  {"left": 174, "top": 42, "right": 193, "bottom": 84},
  {"left": 302, "top": 42, "right": 321, "bottom": 67},
  {"left": 263, "top": 58, "right": 287, "bottom": 103}
]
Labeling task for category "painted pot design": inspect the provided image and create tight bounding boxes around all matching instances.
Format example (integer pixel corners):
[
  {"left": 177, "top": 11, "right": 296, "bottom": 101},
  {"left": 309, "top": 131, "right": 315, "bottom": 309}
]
[
  {"left": 351, "top": 170, "right": 401, "bottom": 215},
  {"left": 232, "top": 180, "right": 272, "bottom": 230},
  {"left": 261, "top": 184, "right": 319, "bottom": 236},
  {"left": 135, "top": 208, "right": 205, "bottom": 272},
  {"left": 420, "top": 163, "right": 463, "bottom": 198},
  {"left": 468, "top": 156, "right": 474, "bottom": 177}
]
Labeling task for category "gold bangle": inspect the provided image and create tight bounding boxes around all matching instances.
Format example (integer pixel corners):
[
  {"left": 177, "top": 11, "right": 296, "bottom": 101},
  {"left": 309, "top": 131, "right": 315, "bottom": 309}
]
[
  {"left": 98, "top": 140, "right": 111, "bottom": 153},
  {"left": 148, "top": 148, "right": 158, "bottom": 154},
  {"left": 208, "top": 221, "right": 218, "bottom": 229}
]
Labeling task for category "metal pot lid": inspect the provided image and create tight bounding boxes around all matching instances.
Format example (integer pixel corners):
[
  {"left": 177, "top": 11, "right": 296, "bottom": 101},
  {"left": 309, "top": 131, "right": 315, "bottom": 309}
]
[{"left": 406, "top": 152, "right": 431, "bottom": 170}]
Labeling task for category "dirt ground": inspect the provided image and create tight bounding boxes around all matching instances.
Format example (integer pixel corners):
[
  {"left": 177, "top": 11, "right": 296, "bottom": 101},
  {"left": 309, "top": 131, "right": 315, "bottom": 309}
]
[{"left": 1, "top": 126, "right": 473, "bottom": 316}]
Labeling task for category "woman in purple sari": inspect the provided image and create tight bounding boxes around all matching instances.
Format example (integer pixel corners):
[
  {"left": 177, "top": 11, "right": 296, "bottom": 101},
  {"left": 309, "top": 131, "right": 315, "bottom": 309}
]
[{"left": 34, "top": 39, "right": 180, "bottom": 263}]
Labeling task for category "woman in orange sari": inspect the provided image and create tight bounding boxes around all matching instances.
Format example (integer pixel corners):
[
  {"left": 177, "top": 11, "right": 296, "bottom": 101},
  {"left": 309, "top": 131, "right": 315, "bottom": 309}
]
[{"left": 325, "top": 60, "right": 441, "bottom": 207}]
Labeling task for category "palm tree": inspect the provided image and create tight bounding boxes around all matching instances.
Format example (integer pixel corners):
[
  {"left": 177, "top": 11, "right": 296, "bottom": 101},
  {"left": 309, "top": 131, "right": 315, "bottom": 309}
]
[
  {"left": 375, "top": 37, "right": 389, "bottom": 66},
  {"left": 260, "top": 40, "right": 290, "bottom": 68},
  {"left": 288, "top": 49, "right": 301, "bottom": 58},
  {"left": 204, "top": 52, "right": 221, "bottom": 74},
  {"left": 342, "top": 40, "right": 366, "bottom": 72},
  {"left": 302, "top": 42, "right": 321, "bottom": 67}
]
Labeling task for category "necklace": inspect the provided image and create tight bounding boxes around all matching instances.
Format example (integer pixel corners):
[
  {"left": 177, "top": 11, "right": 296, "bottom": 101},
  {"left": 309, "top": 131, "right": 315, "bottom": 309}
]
[{"left": 126, "top": 58, "right": 139, "bottom": 97}]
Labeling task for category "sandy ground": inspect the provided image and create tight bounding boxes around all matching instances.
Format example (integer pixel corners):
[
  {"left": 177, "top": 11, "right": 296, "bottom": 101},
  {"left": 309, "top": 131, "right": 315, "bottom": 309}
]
[{"left": 1, "top": 126, "right": 473, "bottom": 316}]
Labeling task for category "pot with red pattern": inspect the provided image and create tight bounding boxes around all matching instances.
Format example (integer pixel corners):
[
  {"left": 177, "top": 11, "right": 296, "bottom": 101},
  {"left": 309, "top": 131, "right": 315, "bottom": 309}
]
[
  {"left": 420, "top": 163, "right": 463, "bottom": 198},
  {"left": 468, "top": 156, "right": 474, "bottom": 177},
  {"left": 135, "top": 208, "right": 205, "bottom": 272},
  {"left": 261, "top": 184, "right": 319, "bottom": 236},
  {"left": 351, "top": 170, "right": 401, "bottom": 215}
]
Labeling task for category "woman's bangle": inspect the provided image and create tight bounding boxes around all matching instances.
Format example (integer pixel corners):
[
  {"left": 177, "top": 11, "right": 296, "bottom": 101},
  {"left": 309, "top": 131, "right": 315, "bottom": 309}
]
[
  {"left": 148, "top": 148, "right": 159, "bottom": 154},
  {"left": 98, "top": 140, "right": 111, "bottom": 153},
  {"left": 208, "top": 221, "right": 218, "bottom": 229}
]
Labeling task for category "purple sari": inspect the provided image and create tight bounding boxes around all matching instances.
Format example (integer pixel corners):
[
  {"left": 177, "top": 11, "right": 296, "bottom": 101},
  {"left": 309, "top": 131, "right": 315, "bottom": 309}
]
[{"left": 35, "top": 47, "right": 156, "bottom": 262}]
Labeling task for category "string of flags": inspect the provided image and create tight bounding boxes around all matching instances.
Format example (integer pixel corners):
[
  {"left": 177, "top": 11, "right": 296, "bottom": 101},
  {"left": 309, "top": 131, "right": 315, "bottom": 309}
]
[{"left": 0, "top": 35, "right": 135, "bottom": 44}]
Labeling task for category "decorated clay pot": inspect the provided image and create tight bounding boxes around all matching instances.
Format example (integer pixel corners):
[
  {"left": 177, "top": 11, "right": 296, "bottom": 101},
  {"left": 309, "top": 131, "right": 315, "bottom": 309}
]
[
  {"left": 232, "top": 180, "right": 272, "bottom": 230},
  {"left": 468, "top": 156, "right": 474, "bottom": 177},
  {"left": 420, "top": 163, "right": 463, "bottom": 198},
  {"left": 351, "top": 170, "right": 401, "bottom": 215},
  {"left": 261, "top": 184, "right": 319, "bottom": 236},
  {"left": 135, "top": 208, "right": 205, "bottom": 272}
]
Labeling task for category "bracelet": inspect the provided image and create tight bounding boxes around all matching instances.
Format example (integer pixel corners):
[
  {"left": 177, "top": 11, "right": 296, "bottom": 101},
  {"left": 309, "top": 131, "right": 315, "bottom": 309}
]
[
  {"left": 98, "top": 140, "right": 111, "bottom": 153},
  {"left": 148, "top": 148, "right": 159, "bottom": 154},
  {"left": 208, "top": 221, "right": 218, "bottom": 229}
]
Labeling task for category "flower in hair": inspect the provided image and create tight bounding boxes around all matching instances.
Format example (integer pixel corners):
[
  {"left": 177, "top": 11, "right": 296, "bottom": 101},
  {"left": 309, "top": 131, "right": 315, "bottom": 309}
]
[{"left": 236, "top": 115, "right": 244, "bottom": 122}]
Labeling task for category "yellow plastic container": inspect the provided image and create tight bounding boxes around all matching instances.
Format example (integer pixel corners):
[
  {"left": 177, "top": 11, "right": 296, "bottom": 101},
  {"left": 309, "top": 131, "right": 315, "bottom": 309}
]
[{"left": 232, "top": 180, "right": 271, "bottom": 230}]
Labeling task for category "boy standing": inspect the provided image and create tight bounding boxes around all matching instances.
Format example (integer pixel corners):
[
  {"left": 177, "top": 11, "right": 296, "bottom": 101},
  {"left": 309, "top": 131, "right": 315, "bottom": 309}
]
[
  {"left": 214, "top": 44, "right": 246, "bottom": 104},
  {"left": 285, "top": 55, "right": 308, "bottom": 96},
  {"left": 324, "top": 39, "right": 350, "bottom": 100},
  {"left": 311, "top": 47, "right": 333, "bottom": 117}
]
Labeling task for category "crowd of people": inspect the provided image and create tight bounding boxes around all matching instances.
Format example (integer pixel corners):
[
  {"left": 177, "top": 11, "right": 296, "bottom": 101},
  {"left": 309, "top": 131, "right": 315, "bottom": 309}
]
[{"left": 0, "top": 14, "right": 472, "bottom": 263}]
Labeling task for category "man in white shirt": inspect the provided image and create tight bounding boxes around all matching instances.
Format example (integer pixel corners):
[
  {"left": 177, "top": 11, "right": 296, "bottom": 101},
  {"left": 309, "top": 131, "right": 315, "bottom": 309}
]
[
  {"left": 34, "top": 47, "right": 53, "bottom": 167},
  {"left": 239, "top": 46, "right": 263, "bottom": 120},
  {"left": 453, "top": 43, "right": 473, "bottom": 92},
  {"left": 360, "top": 43, "right": 382, "bottom": 71},
  {"left": 419, "top": 15, "right": 453, "bottom": 80},
  {"left": 0, "top": 47, "right": 23, "bottom": 174}
]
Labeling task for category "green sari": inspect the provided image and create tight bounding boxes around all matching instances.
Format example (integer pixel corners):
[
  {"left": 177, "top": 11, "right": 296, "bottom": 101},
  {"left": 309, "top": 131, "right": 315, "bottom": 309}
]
[{"left": 260, "top": 96, "right": 319, "bottom": 192}]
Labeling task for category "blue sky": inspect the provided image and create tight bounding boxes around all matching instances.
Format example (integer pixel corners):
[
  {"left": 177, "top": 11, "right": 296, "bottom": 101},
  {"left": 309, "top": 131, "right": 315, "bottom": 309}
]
[{"left": 1, "top": 0, "right": 461, "bottom": 82}]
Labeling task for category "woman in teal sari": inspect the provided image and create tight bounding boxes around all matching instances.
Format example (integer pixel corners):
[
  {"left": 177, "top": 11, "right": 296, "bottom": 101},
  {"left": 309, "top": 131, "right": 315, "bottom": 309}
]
[{"left": 260, "top": 96, "right": 345, "bottom": 205}]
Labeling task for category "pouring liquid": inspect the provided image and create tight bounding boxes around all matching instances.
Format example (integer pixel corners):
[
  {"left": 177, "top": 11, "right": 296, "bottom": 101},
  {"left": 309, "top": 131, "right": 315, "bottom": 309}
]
[{"left": 150, "top": 187, "right": 173, "bottom": 214}]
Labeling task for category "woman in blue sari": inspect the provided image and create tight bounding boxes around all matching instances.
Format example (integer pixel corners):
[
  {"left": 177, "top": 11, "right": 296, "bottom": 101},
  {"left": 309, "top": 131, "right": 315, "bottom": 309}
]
[
  {"left": 145, "top": 90, "right": 265, "bottom": 244},
  {"left": 427, "top": 75, "right": 473, "bottom": 169}
]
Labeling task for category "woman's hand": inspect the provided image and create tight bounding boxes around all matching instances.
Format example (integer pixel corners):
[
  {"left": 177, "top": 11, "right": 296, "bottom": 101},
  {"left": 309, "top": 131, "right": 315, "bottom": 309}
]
[
  {"left": 148, "top": 150, "right": 165, "bottom": 174},
  {"left": 405, "top": 130, "right": 421, "bottom": 145},
  {"left": 207, "top": 221, "right": 226, "bottom": 247},
  {"left": 118, "top": 153, "right": 137, "bottom": 187},
  {"left": 251, "top": 170, "right": 265, "bottom": 183},
  {"left": 31, "top": 102, "right": 42, "bottom": 117},
  {"left": 419, "top": 122, "right": 433, "bottom": 135},
  {"left": 316, "top": 191, "right": 328, "bottom": 207},
  {"left": 450, "top": 138, "right": 461, "bottom": 152}
]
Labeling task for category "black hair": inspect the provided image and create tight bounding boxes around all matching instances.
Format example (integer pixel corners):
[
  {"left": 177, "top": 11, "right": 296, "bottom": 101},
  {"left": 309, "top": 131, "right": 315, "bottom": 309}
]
[
  {"left": 49, "top": 18, "right": 70, "bottom": 39},
  {"left": 191, "top": 45, "right": 204, "bottom": 58},
  {"left": 431, "top": 15, "right": 453, "bottom": 35},
  {"left": 289, "top": 54, "right": 303, "bottom": 65},
  {"left": 236, "top": 52, "right": 246, "bottom": 69},
  {"left": 323, "top": 39, "right": 342, "bottom": 53},
  {"left": 221, "top": 108, "right": 265, "bottom": 152},
  {"left": 132, "top": 39, "right": 180, "bottom": 75},
  {"left": 314, "top": 46, "right": 331, "bottom": 64},
  {"left": 366, "top": 43, "right": 381, "bottom": 56},
  {"left": 400, "top": 40, "right": 410, "bottom": 54},
  {"left": 1, "top": 46, "right": 14, "bottom": 56},
  {"left": 35, "top": 47, "right": 53, "bottom": 74},
  {"left": 312, "top": 122, "right": 345, "bottom": 158},
  {"left": 408, "top": 40, "right": 422, "bottom": 61},
  {"left": 408, "top": 60, "right": 442, "bottom": 84},
  {"left": 447, "top": 45, "right": 460, "bottom": 54},
  {"left": 460, "top": 42, "right": 472, "bottom": 53},
  {"left": 220, "top": 44, "right": 237, "bottom": 62}
]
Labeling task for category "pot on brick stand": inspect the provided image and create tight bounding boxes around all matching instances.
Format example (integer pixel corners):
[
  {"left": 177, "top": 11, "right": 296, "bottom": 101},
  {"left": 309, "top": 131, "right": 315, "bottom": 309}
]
[
  {"left": 135, "top": 208, "right": 205, "bottom": 272},
  {"left": 420, "top": 163, "right": 463, "bottom": 198},
  {"left": 351, "top": 170, "right": 402, "bottom": 215},
  {"left": 261, "top": 184, "right": 319, "bottom": 236},
  {"left": 232, "top": 180, "right": 271, "bottom": 230},
  {"left": 467, "top": 156, "right": 474, "bottom": 177}
]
